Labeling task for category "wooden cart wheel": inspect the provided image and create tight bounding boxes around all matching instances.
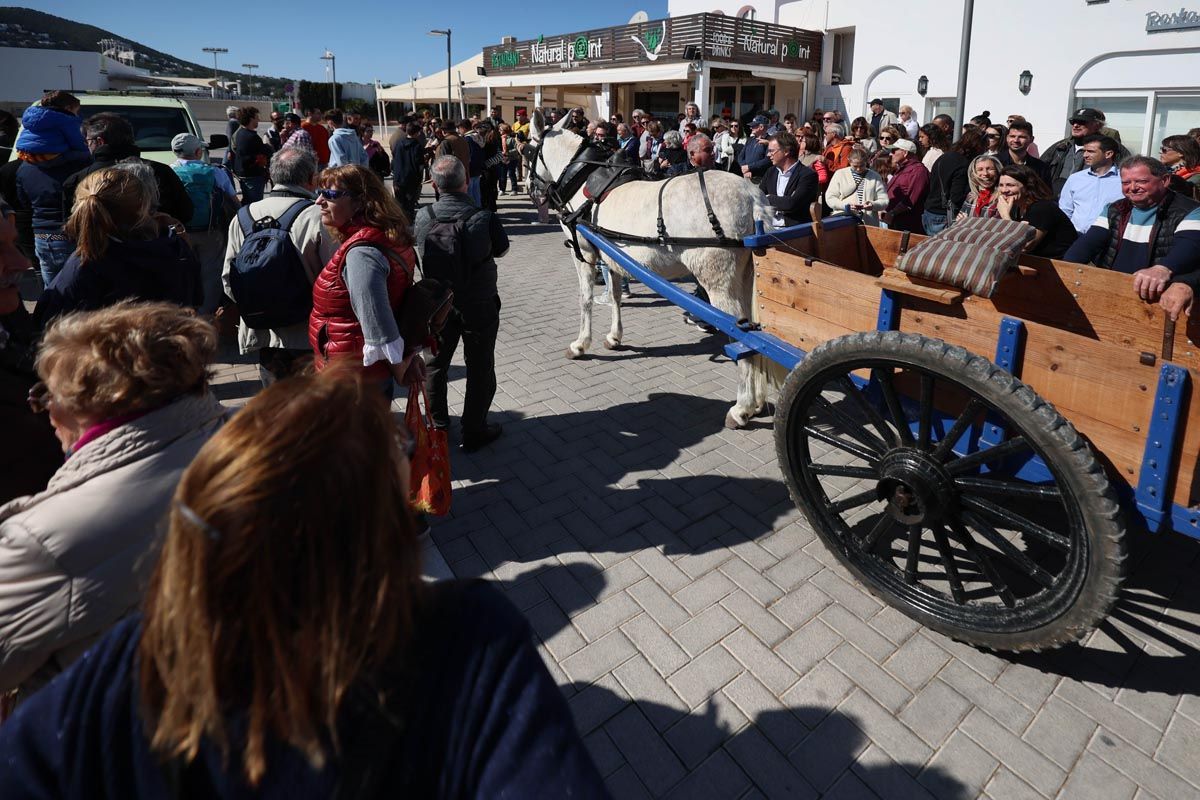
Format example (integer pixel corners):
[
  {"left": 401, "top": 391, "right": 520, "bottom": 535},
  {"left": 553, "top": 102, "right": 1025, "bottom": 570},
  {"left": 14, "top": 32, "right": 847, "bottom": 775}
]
[{"left": 774, "top": 331, "right": 1127, "bottom": 652}]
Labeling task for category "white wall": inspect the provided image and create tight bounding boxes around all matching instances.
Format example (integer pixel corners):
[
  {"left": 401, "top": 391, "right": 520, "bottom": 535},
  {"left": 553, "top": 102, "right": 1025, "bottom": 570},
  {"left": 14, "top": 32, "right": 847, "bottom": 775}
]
[
  {"left": 669, "top": 1, "right": 1200, "bottom": 153},
  {"left": 0, "top": 48, "right": 107, "bottom": 106}
]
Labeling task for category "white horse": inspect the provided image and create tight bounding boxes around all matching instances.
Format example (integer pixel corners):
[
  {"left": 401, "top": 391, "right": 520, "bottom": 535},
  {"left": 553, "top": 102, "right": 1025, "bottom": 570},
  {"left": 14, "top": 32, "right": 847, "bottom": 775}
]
[{"left": 527, "top": 110, "right": 775, "bottom": 429}]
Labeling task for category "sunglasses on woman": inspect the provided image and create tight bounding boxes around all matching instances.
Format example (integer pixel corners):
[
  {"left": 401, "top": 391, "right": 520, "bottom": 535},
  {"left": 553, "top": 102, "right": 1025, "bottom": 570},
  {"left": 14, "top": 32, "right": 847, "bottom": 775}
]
[
  {"left": 879, "top": 136, "right": 895, "bottom": 143},
  {"left": 316, "top": 188, "right": 356, "bottom": 201}
]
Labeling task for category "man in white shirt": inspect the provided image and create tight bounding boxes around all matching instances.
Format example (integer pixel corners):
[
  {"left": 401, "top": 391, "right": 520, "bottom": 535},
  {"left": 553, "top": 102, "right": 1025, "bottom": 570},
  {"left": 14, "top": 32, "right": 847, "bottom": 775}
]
[{"left": 1058, "top": 134, "right": 1125, "bottom": 233}]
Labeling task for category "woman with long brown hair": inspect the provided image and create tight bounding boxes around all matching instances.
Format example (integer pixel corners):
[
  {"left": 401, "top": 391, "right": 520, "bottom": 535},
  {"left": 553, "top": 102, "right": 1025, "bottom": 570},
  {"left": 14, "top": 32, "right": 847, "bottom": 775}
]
[
  {"left": 309, "top": 164, "right": 421, "bottom": 397},
  {"left": 997, "top": 164, "right": 1078, "bottom": 258},
  {"left": 34, "top": 168, "right": 201, "bottom": 325},
  {"left": 0, "top": 368, "right": 605, "bottom": 796}
]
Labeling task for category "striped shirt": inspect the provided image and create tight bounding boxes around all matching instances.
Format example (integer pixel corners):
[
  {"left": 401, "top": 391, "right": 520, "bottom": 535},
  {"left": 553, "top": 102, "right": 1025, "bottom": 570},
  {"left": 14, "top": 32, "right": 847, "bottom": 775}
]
[{"left": 1063, "top": 202, "right": 1200, "bottom": 275}]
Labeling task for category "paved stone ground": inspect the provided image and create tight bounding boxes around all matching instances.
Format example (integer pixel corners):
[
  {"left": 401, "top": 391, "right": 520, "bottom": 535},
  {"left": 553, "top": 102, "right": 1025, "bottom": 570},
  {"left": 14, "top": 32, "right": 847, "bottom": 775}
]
[{"left": 210, "top": 189, "right": 1200, "bottom": 800}]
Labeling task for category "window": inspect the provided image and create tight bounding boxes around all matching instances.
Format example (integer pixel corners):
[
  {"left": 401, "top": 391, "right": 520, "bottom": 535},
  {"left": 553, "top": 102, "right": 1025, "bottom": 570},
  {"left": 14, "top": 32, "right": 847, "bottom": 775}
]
[
  {"left": 1152, "top": 96, "right": 1200, "bottom": 153},
  {"left": 830, "top": 29, "right": 855, "bottom": 86},
  {"left": 1077, "top": 95, "right": 1150, "bottom": 155},
  {"left": 927, "top": 97, "right": 956, "bottom": 126},
  {"left": 81, "top": 105, "right": 193, "bottom": 151},
  {"left": 633, "top": 91, "right": 681, "bottom": 123}
]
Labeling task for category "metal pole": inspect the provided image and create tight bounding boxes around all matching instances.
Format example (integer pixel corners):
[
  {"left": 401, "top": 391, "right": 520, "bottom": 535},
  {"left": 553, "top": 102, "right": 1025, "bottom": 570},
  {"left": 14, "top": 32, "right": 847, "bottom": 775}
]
[
  {"left": 952, "top": 0, "right": 975, "bottom": 141},
  {"left": 446, "top": 31, "right": 452, "bottom": 123}
]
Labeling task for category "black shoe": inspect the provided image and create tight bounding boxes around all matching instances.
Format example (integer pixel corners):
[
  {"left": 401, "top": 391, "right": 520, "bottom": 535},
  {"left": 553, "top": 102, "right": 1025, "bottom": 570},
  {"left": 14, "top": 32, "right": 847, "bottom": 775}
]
[{"left": 461, "top": 423, "right": 503, "bottom": 452}]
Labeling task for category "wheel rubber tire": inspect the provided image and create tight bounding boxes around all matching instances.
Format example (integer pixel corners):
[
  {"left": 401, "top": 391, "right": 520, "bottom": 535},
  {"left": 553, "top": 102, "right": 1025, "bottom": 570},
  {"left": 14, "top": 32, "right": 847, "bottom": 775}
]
[{"left": 774, "top": 331, "right": 1127, "bottom": 652}]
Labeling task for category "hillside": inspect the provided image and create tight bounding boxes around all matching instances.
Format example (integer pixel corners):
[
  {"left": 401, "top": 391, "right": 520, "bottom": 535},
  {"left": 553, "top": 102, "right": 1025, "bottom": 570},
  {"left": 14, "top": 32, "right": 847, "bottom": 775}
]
[{"left": 0, "top": 7, "right": 289, "bottom": 96}]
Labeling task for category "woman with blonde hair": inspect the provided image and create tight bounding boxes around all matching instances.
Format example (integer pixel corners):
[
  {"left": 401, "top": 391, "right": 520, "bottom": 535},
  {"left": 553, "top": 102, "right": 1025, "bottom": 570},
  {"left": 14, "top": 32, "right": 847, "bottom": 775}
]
[
  {"left": 309, "top": 164, "right": 421, "bottom": 397},
  {"left": 35, "top": 168, "right": 201, "bottom": 325},
  {"left": 0, "top": 301, "right": 225, "bottom": 703},
  {"left": 0, "top": 369, "right": 604, "bottom": 796},
  {"left": 959, "top": 154, "right": 1003, "bottom": 219}
]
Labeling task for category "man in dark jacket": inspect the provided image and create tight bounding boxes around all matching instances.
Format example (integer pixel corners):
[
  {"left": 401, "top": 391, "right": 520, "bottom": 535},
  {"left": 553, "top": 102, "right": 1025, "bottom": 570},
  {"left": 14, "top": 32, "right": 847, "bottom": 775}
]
[
  {"left": 15, "top": 152, "right": 85, "bottom": 286},
  {"left": 1041, "top": 107, "right": 1131, "bottom": 197},
  {"left": 738, "top": 115, "right": 772, "bottom": 183},
  {"left": 415, "top": 155, "right": 509, "bottom": 452},
  {"left": 996, "top": 121, "right": 1052, "bottom": 188},
  {"left": 63, "top": 114, "right": 192, "bottom": 225},
  {"left": 760, "top": 131, "right": 819, "bottom": 226},
  {"left": 392, "top": 122, "right": 426, "bottom": 221}
]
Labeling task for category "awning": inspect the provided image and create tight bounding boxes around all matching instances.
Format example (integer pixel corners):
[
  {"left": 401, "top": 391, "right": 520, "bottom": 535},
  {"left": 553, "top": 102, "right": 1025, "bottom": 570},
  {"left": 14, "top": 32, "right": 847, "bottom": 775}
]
[
  {"left": 705, "top": 60, "right": 811, "bottom": 82},
  {"left": 480, "top": 61, "right": 690, "bottom": 89},
  {"left": 377, "top": 52, "right": 487, "bottom": 103}
]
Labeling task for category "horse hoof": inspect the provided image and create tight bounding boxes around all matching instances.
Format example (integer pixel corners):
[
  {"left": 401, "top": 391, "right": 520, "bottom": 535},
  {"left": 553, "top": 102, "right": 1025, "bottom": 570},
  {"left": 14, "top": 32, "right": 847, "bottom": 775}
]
[
  {"left": 603, "top": 338, "right": 621, "bottom": 350},
  {"left": 725, "top": 411, "right": 746, "bottom": 430},
  {"left": 565, "top": 348, "right": 581, "bottom": 359}
]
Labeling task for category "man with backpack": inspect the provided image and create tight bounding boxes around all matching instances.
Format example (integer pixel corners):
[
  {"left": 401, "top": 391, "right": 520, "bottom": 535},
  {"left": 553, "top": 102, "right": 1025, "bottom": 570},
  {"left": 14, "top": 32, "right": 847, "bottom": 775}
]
[
  {"left": 415, "top": 155, "right": 509, "bottom": 452},
  {"left": 171, "top": 133, "right": 238, "bottom": 315},
  {"left": 222, "top": 148, "right": 335, "bottom": 386}
]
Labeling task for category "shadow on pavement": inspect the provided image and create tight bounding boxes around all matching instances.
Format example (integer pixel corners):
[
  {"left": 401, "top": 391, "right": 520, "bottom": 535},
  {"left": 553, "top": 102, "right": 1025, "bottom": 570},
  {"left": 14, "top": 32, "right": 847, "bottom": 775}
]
[
  {"left": 563, "top": 680, "right": 969, "bottom": 799},
  {"left": 1008, "top": 528, "right": 1200, "bottom": 696}
]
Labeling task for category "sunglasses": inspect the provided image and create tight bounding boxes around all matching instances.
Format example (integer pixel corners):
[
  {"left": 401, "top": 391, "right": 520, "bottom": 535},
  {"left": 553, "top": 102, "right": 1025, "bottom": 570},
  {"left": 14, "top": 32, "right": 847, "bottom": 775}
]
[
  {"left": 986, "top": 133, "right": 1001, "bottom": 139},
  {"left": 316, "top": 188, "right": 356, "bottom": 201},
  {"left": 27, "top": 380, "right": 50, "bottom": 413},
  {"left": 822, "top": 117, "right": 836, "bottom": 122},
  {"left": 1160, "top": 147, "right": 1177, "bottom": 153},
  {"left": 879, "top": 136, "right": 896, "bottom": 143}
]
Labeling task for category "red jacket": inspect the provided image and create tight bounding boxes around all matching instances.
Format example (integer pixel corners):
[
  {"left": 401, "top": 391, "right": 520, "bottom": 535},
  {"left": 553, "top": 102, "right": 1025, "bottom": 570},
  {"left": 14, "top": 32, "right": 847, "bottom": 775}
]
[
  {"left": 309, "top": 225, "right": 414, "bottom": 382},
  {"left": 302, "top": 121, "right": 331, "bottom": 164},
  {"left": 886, "top": 157, "right": 930, "bottom": 233}
]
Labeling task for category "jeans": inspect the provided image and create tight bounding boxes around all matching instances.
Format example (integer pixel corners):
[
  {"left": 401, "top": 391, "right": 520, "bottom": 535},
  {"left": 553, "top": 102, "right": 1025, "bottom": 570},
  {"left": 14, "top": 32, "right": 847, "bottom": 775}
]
[
  {"left": 240, "top": 176, "right": 267, "bottom": 206},
  {"left": 427, "top": 296, "right": 500, "bottom": 435},
  {"left": 468, "top": 176, "right": 482, "bottom": 207},
  {"left": 34, "top": 236, "right": 74, "bottom": 287},
  {"left": 922, "top": 210, "right": 950, "bottom": 236}
]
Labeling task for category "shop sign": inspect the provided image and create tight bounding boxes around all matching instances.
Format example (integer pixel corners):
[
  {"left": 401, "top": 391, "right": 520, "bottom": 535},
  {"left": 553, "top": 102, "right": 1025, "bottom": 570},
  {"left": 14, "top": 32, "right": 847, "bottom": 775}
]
[
  {"left": 530, "top": 34, "right": 604, "bottom": 67},
  {"left": 1146, "top": 8, "right": 1200, "bottom": 32}
]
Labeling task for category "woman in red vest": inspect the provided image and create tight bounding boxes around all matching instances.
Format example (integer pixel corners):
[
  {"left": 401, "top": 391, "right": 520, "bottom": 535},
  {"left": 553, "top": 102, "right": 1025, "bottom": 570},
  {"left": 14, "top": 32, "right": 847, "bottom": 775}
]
[{"left": 308, "top": 165, "right": 420, "bottom": 396}]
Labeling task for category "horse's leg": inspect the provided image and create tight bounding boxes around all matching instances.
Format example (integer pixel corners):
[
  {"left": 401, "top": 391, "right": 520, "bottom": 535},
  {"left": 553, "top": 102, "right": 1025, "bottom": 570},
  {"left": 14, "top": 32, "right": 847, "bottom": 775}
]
[
  {"left": 603, "top": 267, "right": 624, "bottom": 350},
  {"left": 689, "top": 250, "right": 762, "bottom": 429},
  {"left": 566, "top": 254, "right": 594, "bottom": 359}
]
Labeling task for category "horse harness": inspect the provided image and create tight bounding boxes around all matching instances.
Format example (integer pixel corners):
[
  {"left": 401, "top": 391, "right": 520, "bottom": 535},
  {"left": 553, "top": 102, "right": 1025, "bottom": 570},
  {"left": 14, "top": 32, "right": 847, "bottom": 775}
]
[{"left": 524, "top": 135, "right": 745, "bottom": 259}]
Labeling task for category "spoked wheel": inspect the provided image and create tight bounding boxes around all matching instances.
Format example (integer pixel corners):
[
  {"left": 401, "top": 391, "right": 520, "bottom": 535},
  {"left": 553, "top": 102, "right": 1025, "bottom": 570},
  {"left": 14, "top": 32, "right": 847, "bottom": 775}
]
[{"left": 774, "top": 332, "right": 1126, "bottom": 651}]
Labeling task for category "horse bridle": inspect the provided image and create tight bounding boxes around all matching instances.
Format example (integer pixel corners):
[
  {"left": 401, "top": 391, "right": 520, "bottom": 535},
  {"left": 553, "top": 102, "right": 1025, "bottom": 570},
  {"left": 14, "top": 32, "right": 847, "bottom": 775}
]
[{"left": 523, "top": 133, "right": 604, "bottom": 213}]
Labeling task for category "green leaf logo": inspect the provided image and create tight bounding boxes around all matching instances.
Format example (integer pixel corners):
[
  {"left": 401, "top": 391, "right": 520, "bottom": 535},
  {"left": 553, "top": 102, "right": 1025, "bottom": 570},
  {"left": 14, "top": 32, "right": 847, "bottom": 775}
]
[
  {"left": 646, "top": 29, "right": 661, "bottom": 51},
  {"left": 574, "top": 36, "right": 589, "bottom": 59}
]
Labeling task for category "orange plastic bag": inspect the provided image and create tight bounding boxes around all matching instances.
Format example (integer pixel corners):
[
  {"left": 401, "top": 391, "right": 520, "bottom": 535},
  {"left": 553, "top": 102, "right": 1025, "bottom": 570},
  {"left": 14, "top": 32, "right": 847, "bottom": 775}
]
[{"left": 405, "top": 383, "right": 452, "bottom": 516}]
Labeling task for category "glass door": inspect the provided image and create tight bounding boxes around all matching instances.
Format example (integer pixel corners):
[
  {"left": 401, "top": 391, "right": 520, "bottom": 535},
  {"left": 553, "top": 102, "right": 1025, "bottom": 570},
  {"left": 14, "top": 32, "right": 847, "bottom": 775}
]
[
  {"left": 738, "top": 84, "right": 767, "bottom": 126},
  {"left": 711, "top": 84, "right": 737, "bottom": 121}
]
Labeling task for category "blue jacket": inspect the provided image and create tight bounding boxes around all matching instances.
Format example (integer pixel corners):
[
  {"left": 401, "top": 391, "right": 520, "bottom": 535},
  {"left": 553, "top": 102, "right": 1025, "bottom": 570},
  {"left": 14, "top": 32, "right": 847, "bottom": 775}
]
[
  {"left": 739, "top": 136, "right": 771, "bottom": 178},
  {"left": 327, "top": 127, "right": 368, "bottom": 168},
  {"left": 14, "top": 105, "right": 88, "bottom": 156},
  {"left": 0, "top": 580, "right": 607, "bottom": 800},
  {"left": 15, "top": 152, "right": 90, "bottom": 233}
]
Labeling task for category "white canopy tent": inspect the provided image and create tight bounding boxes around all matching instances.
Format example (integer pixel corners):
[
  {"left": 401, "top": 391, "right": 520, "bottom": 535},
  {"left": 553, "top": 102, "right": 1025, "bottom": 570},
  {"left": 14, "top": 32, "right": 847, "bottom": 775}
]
[{"left": 376, "top": 52, "right": 487, "bottom": 134}]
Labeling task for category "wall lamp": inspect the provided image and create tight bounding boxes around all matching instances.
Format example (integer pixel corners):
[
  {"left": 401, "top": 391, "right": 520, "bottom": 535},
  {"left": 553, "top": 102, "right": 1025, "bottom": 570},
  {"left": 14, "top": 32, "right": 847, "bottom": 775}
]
[
  {"left": 1019, "top": 70, "right": 1033, "bottom": 95},
  {"left": 917, "top": 75, "right": 928, "bottom": 97}
]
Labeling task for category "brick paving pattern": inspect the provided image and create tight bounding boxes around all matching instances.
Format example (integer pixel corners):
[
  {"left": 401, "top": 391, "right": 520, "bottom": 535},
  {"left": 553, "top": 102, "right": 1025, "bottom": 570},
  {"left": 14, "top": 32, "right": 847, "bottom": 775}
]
[{"left": 210, "top": 189, "right": 1200, "bottom": 799}]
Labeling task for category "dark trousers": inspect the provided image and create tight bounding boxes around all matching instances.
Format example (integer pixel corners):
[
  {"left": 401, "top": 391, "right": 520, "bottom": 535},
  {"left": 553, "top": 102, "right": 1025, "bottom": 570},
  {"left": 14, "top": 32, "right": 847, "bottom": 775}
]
[
  {"left": 257, "top": 347, "right": 311, "bottom": 387},
  {"left": 481, "top": 168, "right": 499, "bottom": 212},
  {"left": 427, "top": 296, "right": 500, "bottom": 434},
  {"left": 394, "top": 180, "right": 421, "bottom": 223}
]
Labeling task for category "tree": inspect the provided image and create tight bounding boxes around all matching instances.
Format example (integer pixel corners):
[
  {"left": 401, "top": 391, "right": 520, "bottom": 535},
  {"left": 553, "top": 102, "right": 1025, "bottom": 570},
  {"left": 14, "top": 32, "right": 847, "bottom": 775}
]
[{"left": 298, "top": 79, "right": 343, "bottom": 113}]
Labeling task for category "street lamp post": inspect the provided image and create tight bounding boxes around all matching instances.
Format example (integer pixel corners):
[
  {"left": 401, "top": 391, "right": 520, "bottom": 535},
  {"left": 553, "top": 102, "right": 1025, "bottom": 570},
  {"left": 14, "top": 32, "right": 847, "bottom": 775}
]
[
  {"left": 242, "top": 63, "right": 258, "bottom": 97},
  {"left": 952, "top": 0, "right": 975, "bottom": 141},
  {"left": 202, "top": 46, "right": 228, "bottom": 99},
  {"left": 428, "top": 29, "right": 451, "bottom": 121},
  {"left": 57, "top": 64, "right": 74, "bottom": 91},
  {"left": 320, "top": 50, "right": 337, "bottom": 109}
]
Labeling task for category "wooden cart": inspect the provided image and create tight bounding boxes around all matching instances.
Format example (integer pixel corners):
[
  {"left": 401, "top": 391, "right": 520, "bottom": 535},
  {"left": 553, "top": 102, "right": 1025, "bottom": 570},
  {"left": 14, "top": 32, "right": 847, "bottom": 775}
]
[{"left": 578, "top": 216, "right": 1200, "bottom": 652}]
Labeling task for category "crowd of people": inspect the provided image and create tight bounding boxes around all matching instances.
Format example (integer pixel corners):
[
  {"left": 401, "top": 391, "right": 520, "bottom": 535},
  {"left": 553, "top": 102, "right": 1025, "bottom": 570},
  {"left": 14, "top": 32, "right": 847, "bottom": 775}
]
[{"left": 0, "top": 83, "right": 1199, "bottom": 793}]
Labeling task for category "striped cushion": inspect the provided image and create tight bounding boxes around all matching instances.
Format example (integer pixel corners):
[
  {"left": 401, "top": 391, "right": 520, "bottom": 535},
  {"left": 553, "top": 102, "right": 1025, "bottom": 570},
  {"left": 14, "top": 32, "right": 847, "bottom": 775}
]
[{"left": 896, "top": 218, "right": 1036, "bottom": 297}]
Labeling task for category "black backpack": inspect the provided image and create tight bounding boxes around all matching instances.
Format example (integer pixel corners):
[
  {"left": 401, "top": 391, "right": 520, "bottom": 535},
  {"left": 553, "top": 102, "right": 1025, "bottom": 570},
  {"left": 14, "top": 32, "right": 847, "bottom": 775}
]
[
  {"left": 229, "top": 200, "right": 313, "bottom": 330},
  {"left": 420, "top": 208, "right": 480, "bottom": 297}
]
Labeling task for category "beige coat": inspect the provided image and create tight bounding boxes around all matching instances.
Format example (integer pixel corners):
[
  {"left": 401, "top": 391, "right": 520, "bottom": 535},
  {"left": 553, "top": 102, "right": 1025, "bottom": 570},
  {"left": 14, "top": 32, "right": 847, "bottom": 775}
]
[
  {"left": 826, "top": 167, "right": 889, "bottom": 227},
  {"left": 221, "top": 184, "right": 338, "bottom": 353},
  {"left": 0, "top": 393, "right": 226, "bottom": 696}
]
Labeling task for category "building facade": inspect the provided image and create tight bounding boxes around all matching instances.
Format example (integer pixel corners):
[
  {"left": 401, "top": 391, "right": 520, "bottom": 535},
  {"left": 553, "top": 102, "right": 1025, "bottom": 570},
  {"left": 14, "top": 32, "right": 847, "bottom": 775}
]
[
  {"left": 667, "top": 0, "right": 1200, "bottom": 155},
  {"left": 478, "top": 13, "right": 823, "bottom": 125}
]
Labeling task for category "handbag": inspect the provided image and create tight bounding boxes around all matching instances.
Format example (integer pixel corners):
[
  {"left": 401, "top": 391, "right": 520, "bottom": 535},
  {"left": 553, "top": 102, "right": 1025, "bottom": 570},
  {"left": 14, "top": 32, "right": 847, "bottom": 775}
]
[{"left": 405, "top": 383, "right": 452, "bottom": 516}]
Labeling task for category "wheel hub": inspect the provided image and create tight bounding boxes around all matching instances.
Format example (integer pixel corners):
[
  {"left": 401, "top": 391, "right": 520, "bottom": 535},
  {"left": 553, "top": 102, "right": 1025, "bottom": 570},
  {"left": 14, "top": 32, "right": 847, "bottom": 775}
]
[{"left": 875, "top": 449, "right": 955, "bottom": 525}]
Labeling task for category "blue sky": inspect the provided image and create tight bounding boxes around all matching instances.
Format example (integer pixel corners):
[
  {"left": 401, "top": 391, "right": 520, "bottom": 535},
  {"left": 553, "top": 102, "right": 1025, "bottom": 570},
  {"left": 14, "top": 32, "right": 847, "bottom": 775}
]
[{"left": 34, "top": 1, "right": 669, "bottom": 84}]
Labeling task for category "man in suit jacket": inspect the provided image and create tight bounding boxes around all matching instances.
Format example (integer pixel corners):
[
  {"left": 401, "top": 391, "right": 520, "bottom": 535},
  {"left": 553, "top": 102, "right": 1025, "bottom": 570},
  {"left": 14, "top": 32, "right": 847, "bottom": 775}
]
[{"left": 760, "top": 131, "right": 819, "bottom": 227}]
